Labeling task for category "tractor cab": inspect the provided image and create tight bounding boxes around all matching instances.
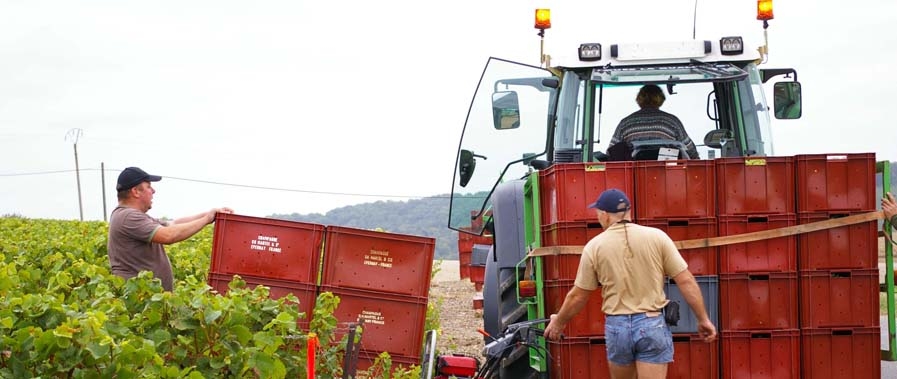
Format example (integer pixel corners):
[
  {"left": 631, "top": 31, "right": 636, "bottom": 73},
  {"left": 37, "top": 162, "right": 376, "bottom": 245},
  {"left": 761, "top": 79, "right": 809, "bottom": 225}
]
[{"left": 449, "top": 37, "right": 801, "bottom": 235}]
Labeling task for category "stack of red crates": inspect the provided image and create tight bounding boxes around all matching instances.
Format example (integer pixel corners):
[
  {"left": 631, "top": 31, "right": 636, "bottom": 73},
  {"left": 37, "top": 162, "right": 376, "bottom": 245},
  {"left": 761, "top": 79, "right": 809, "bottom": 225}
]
[
  {"left": 539, "top": 162, "right": 635, "bottom": 379},
  {"left": 320, "top": 225, "right": 436, "bottom": 366},
  {"left": 208, "top": 214, "right": 437, "bottom": 376},
  {"left": 795, "top": 153, "right": 880, "bottom": 378},
  {"left": 716, "top": 156, "right": 800, "bottom": 378},
  {"left": 458, "top": 210, "right": 492, "bottom": 290},
  {"left": 635, "top": 159, "right": 720, "bottom": 379}
]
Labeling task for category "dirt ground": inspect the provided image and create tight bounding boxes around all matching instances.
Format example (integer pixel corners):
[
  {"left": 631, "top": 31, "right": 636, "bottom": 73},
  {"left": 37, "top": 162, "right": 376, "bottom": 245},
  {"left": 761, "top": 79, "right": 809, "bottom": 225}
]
[{"left": 430, "top": 260, "right": 485, "bottom": 358}]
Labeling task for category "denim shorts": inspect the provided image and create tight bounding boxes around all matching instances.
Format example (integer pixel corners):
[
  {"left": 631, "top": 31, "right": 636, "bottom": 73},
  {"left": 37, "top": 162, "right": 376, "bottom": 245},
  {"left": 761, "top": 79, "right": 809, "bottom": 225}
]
[{"left": 604, "top": 312, "right": 674, "bottom": 365}]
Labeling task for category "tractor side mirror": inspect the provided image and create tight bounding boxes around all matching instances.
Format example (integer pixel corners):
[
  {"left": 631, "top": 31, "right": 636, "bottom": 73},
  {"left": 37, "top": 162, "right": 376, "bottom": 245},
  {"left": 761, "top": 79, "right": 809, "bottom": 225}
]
[
  {"left": 773, "top": 82, "right": 802, "bottom": 119},
  {"left": 703, "top": 129, "right": 733, "bottom": 149},
  {"left": 492, "top": 91, "right": 521, "bottom": 130},
  {"left": 459, "top": 149, "right": 477, "bottom": 187}
]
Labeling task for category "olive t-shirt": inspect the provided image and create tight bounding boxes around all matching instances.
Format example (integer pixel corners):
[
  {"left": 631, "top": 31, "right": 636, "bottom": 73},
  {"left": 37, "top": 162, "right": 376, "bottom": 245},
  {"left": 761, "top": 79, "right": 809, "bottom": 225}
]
[
  {"left": 107, "top": 206, "right": 174, "bottom": 291},
  {"left": 574, "top": 222, "right": 688, "bottom": 315}
]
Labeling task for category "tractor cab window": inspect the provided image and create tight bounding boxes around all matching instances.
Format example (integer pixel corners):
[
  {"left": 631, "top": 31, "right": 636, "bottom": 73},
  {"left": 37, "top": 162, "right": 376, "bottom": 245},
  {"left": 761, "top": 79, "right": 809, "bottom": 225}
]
[{"left": 587, "top": 62, "right": 773, "bottom": 160}]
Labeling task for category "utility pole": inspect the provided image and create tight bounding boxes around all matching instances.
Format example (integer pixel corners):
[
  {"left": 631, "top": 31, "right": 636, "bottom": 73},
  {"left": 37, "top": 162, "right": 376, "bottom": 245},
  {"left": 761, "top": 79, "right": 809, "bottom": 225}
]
[
  {"left": 66, "top": 128, "right": 84, "bottom": 221},
  {"left": 101, "top": 162, "right": 107, "bottom": 221}
]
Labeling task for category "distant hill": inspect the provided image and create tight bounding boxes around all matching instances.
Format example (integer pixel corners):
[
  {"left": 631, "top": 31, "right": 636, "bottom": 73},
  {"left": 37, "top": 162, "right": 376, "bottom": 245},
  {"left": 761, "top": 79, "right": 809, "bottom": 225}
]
[{"left": 270, "top": 196, "right": 463, "bottom": 260}]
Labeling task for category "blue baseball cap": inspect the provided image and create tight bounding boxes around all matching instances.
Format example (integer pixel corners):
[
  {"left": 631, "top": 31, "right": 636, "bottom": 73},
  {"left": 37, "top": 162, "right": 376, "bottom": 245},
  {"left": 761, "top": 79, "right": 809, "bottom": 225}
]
[
  {"left": 588, "top": 188, "right": 631, "bottom": 213},
  {"left": 116, "top": 167, "right": 162, "bottom": 191}
]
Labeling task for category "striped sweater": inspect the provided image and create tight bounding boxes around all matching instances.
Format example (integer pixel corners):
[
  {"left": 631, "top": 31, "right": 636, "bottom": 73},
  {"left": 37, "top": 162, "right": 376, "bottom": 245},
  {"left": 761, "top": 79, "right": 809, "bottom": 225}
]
[{"left": 607, "top": 108, "right": 700, "bottom": 159}]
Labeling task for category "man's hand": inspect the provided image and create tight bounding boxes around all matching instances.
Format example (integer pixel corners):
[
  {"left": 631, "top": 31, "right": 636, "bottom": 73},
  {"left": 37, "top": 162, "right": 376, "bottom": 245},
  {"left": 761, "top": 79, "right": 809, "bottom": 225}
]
[
  {"left": 884, "top": 193, "right": 897, "bottom": 221},
  {"left": 697, "top": 318, "right": 717, "bottom": 343},
  {"left": 543, "top": 314, "right": 565, "bottom": 341},
  {"left": 207, "top": 207, "right": 235, "bottom": 224}
]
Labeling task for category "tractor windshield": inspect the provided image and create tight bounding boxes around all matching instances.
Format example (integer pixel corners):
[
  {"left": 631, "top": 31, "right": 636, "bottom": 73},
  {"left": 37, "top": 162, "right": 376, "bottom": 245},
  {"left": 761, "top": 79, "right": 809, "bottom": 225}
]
[{"left": 585, "top": 62, "right": 774, "bottom": 159}]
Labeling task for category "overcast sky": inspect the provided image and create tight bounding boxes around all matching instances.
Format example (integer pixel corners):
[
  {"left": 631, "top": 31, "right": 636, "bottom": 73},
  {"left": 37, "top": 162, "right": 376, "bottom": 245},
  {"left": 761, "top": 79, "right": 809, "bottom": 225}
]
[{"left": 1, "top": 0, "right": 895, "bottom": 221}]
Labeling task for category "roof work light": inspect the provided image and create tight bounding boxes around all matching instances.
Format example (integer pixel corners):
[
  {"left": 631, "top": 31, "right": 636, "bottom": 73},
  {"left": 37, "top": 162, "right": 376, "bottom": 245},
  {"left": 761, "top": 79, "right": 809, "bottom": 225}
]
[
  {"left": 720, "top": 36, "right": 744, "bottom": 55},
  {"left": 535, "top": 9, "right": 551, "bottom": 30},
  {"left": 579, "top": 43, "right": 602, "bottom": 61},
  {"left": 757, "top": 0, "right": 774, "bottom": 21}
]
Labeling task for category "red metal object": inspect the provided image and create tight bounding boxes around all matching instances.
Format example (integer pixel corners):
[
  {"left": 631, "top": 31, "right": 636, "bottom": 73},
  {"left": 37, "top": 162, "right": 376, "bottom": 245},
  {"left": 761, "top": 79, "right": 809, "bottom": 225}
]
[
  {"left": 469, "top": 264, "right": 485, "bottom": 287},
  {"left": 634, "top": 160, "right": 715, "bottom": 219},
  {"left": 436, "top": 354, "right": 479, "bottom": 377},
  {"left": 797, "top": 212, "right": 878, "bottom": 270},
  {"left": 642, "top": 218, "right": 718, "bottom": 275},
  {"left": 539, "top": 162, "right": 635, "bottom": 225},
  {"left": 319, "top": 285, "right": 428, "bottom": 358},
  {"left": 795, "top": 153, "right": 876, "bottom": 212},
  {"left": 718, "top": 214, "right": 797, "bottom": 273},
  {"left": 721, "top": 329, "right": 800, "bottom": 378},
  {"left": 799, "top": 269, "right": 879, "bottom": 328},
  {"left": 472, "top": 293, "right": 484, "bottom": 310},
  {"left": 719, "top": 272, "right": 798, "bottom": 330},
  {"left": 800, "top": 327, "right": 880, "bottom": 379},
  {"left": 548, "top": 337, "right": 610, "bottom": 379},
  {"left": 306, "top": 334, "right": 317, "bottom": 379},
  {"left": 716, "top": 156, "right": 794, "bottom": 215},
  {"left": 207, "top": 272, "right": 317, "bottom": 329},
  {"left": 668, "top": 334, "right": 719, "bottom": 379},
  {"left": 459, "top": 251, "right": 471, "bottom": 280},
  {"left": 544, "top": 280, "right": 605, "bottom": 337},
  {"left": 541, "top": 221, "right": 604, "bottom": 247},
  {"left": 322, "top": 225, "right": 435, "bottom": 297},
  {"left": 210, "top": 213, "right": 325, "bottom": 283}
]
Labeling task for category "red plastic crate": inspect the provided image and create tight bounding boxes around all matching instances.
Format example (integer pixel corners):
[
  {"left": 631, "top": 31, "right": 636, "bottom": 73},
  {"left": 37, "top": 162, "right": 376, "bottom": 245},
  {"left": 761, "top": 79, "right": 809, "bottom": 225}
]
[
  {"left": 668, "top": 334, "right": 719, "bottom": 379},
  {"left": 795, "top": 153, "right": 876, "bottom": 212},
  {"left": 459, "top": 264, "right": 471, "bottom": 280},
  {"left": 716, "top": 157, "right": 795, "bottom": 215},
  {"left": 544, "top": 280, "right": 605, "bottom": 337},
  {"left": 207, "top": 272, "right": 317, "bottom": 329},
  {"left": 353, "top": 351, "right": 419, "bottom": 379},
  {"left": 541, "top": 221, "right": 604, "bottom": 247},
  {"left": 800, "top": 327, "right": 880, "bottom": 379},
  {"left": 210, "top": 213, "right": 325, "bottom": 283},
  {"left": 799, "top": 269, "right": 879, "bottom": 328},
  {"left": 469, "top": 264, "right": 485, "bottom": 286},
  {"left": 458, "top": 231, "right": 492, "bottom": 253},
  {"left": 319, "top": 286, "right": 428, "bottom": 358},
  {"left": 634, "top": 160, "right": 715, "bottom": 219},
  {"left": 542, "top": 254, "right": 582, "bottom": 281},
  {"left": 719, "top": 214, "right": 797, "bottom": 273},
  {"left": 720, "top": 272, "right": 798, "bottom": 330},
  {"left": 322, "top": 226, "right": 435, "bottom": 298},
  {"left": 797, "top": 212, "right": 878, "bottom": 270},
  {"left": 548, "top": 337, "right": 610, "bottom": 379},
  {"left": 642, "top": 218, "right": 718, "bottom": 275},
  {"left": 458, "top": 251, "right": 471, "bottom": 280},
  {"left": 539, "top": 162, "right": 635, "bottom": 225},
  {"left": 721, "top": 329, "right": 800, "bottom": 378}
]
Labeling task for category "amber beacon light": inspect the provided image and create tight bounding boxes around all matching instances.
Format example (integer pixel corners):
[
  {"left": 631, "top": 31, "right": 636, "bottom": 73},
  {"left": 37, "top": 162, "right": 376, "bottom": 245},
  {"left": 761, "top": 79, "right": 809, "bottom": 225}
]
[
  {"left": 757, "top": 0, "right": 774, "bottom": 21},
  {"left": 535, "top": 8, "right": 551, "bottom": 30}
]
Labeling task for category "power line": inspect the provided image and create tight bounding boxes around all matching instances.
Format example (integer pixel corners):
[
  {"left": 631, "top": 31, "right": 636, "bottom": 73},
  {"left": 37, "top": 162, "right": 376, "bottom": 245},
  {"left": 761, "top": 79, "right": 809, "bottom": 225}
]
[{"left": 0, "top": 168, "right": 450, "bottom": 199}]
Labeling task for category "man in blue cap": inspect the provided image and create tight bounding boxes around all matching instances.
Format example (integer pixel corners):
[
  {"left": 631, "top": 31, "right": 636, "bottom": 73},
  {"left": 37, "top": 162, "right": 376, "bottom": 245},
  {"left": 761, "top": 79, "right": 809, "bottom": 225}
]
[
  {"left": 107, "top": 167, "right": 233, "bottom": 291},
  {"left": 543, "top": 188, "right": 716, "bottom": 379}
]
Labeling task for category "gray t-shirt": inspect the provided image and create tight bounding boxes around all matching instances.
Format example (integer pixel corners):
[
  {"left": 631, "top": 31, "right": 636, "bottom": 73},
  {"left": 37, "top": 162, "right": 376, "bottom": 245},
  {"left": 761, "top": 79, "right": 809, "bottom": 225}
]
[{"left": 107, "top": 206, "right": 174, "bottom": 291}]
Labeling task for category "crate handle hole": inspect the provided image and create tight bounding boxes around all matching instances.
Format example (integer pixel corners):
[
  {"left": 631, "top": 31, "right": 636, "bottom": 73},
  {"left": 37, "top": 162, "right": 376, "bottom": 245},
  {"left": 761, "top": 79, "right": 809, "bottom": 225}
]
[
  {"left": 747, "top": 217, "right": 769, "bottom": 223},
  {"left": 751, "top": 333, "right": 771, "bottom": 339},
  {"left": 748, "top": 275, "right": 770, "bottom": 280}
]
